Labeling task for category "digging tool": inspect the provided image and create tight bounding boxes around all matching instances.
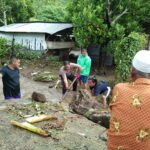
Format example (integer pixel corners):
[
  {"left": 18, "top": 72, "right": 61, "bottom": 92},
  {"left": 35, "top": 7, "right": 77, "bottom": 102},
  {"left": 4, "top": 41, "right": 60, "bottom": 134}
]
[{"left": 61, "top": 76, "right": 78, "bottom": 101}]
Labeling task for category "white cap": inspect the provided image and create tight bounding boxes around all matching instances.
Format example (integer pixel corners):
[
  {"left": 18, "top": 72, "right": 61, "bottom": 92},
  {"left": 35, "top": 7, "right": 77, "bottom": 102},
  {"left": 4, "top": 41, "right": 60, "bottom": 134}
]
[{"left": 132, "top": 50, "right": 150, "bottom": 73}]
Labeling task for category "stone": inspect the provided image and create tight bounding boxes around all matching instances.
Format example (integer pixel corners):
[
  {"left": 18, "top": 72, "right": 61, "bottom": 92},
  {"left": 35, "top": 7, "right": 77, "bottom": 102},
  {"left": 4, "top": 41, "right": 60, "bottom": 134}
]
[{"left": 32, "top": 92, "right": 47, "bottom": 103}]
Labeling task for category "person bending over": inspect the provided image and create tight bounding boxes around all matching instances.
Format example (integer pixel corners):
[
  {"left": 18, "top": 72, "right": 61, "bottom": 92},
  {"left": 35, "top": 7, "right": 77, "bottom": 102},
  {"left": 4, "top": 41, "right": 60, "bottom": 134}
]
[{"left": 88, "top": 76, "right": 111, "bottom": 108}]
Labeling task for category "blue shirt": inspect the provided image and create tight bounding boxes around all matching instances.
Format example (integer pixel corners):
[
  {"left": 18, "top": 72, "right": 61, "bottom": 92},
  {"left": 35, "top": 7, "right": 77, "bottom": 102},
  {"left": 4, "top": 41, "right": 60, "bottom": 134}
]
[{"left": 93, "top": 81, "right": 109, "bottom": 96}]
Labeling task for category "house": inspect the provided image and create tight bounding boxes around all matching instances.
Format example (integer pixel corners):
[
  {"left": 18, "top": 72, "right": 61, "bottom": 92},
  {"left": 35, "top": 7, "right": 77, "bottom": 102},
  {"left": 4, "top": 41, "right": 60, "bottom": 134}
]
[{"left": 0, "top": 22, "right": 74, "bottom": 51}]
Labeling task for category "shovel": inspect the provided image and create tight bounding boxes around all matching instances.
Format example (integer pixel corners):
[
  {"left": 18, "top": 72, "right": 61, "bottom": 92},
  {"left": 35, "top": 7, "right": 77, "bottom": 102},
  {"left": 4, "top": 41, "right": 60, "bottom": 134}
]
[{"left": 61, "top": 76, "right": 78, "bottom": 101}]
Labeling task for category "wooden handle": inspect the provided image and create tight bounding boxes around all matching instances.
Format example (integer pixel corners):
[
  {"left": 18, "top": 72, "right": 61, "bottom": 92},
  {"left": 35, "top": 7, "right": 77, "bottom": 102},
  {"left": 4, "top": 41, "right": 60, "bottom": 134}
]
[{"left": 62, "top": 77, "right": 78, "bottom": 100}]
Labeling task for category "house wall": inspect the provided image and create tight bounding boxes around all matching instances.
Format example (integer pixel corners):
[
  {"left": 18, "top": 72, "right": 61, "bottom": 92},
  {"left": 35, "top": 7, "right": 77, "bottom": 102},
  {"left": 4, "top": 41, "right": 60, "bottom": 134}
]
[
  {"left": 46, "top": 41, "right": 74, "bottom": 49},
  {"left": 0, "top": 32, "right": 47, "bottom": 50}
]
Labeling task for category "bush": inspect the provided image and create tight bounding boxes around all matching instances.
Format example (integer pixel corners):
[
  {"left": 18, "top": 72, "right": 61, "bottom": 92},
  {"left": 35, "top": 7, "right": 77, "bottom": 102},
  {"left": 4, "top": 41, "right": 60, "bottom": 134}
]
[
  {"left": 48, "top": 56, "right": 59, "bottom": 62},
  {"left": 0, "top": 38, "right": 9, "bottom": 58},
  {"left": 114, "top": 32, "right": 147, "bottom": 81},
  {"left": 0, "top": 38, "right": 42, "bottom": 60},
  {"left": 15, "top": 49, "right": 42, "bottom": 60}
]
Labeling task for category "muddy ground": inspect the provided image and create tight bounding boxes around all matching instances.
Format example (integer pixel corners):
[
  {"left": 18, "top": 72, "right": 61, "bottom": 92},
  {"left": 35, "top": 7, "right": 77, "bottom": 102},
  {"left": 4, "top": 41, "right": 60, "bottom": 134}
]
[{"left": 0, "top": 60, "right": 111, "bottom": 150}]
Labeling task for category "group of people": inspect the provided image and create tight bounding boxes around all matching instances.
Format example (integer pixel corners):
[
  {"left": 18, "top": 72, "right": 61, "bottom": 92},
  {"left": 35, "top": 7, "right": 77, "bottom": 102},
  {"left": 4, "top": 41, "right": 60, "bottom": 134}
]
[
  {"left": 1, "top": 48, "right": 150, "bottom": 149},
  {"left": 59, "top": 49, "right": 150, "bottom": 149},
  {"left": 59, "top": 48, "right": 111, "bottom": 107}
]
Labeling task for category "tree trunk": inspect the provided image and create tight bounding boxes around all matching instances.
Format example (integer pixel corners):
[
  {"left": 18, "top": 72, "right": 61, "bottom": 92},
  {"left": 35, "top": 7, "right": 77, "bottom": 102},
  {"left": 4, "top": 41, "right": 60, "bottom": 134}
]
[{"left": 3, "top": 11, "right": 7, "bottom": 25}]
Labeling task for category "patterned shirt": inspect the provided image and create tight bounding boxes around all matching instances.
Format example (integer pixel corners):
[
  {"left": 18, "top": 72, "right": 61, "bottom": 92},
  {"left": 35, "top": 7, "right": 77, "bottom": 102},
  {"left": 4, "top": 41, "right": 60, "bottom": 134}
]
[{"left": 107, "top": 78, "right": 150, "bottom": 150}]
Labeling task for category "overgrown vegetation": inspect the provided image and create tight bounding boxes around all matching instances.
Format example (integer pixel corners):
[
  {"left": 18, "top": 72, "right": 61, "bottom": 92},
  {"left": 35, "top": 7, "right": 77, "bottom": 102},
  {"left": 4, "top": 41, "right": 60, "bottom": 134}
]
[
  {"left": 29, "top": 0, "right": 71, "bottom": 22},
  {"left": 0, "top": 0, "right": 34, "bottom": 25},
  {"left": 114, "top": 32, "right": 147, "bottom": 81},
  {"left": 0, "top": 37, "right": 42, "bottom": 62},
  {"left": 67, "top": 0, "right": 150, "bottom": 81},
  {"left": 33, "top": 72, "right": 58, "bottom": 82},
  {"left": 0, "top": 38, "right": 9, "bottom": 58},
  {"left": 67, "top": 0, "right": 150, "bottom": 47},
  {"left": 0, "top": 0, "right": 71, "bottom": 24}
]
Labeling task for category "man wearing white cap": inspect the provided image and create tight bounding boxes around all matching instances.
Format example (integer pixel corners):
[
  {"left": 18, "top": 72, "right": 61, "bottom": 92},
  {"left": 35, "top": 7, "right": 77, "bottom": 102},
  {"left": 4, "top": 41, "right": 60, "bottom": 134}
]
[{"left": 107, "top": 50, "right": 150, "bottom": 150}]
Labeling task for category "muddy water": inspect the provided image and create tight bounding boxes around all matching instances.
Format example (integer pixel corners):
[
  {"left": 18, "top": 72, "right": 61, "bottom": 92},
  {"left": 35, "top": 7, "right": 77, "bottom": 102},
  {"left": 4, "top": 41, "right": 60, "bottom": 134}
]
[{"left": 0, "top": 76, "right": 61, "bottom": 103}]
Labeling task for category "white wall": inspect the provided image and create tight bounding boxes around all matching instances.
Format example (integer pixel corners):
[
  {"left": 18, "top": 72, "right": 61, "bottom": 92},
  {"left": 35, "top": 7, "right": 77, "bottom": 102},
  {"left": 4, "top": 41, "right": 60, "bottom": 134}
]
[{"left": 0, "top": 32, "right": 47, "bottom": 50}]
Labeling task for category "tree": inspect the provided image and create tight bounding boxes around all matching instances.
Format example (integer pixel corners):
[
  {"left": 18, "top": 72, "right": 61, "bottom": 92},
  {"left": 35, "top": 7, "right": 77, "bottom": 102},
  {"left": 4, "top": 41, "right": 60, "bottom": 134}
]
[
  {"left": 114, "top": 32, "right": 147, "bottom": 81},
  {"left": 0, "top": 0, "right": 34, "bottom": 26},
  {"left": 31, "top": 0, "right": 71, "bottom": 22},
  {"left": 67, "top": 0, "right": 149, "bottom": 81},
  {"left": 67, "top": 0, "right": 150, "bottom": 47}
]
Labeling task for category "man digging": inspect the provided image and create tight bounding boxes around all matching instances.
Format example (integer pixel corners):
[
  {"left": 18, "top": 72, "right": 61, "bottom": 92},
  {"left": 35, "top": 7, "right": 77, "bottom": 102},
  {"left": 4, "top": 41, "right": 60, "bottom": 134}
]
[{"left": 59, "top": 61, "right": 82, "bottom": 98}]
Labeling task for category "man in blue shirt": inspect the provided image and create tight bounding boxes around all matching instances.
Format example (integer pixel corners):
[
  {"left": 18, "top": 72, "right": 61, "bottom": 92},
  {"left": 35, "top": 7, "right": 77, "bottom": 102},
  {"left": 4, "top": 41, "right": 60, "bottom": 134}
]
[{"left": 88, "top": 76, "right": 111, "bottom": 108}]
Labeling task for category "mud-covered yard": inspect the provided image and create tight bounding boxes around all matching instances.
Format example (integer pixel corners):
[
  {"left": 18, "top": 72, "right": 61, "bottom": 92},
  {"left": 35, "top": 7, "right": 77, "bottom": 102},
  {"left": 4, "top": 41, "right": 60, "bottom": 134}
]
[{"left": 0, "top": 60, "right": 108, "bottom": 150}]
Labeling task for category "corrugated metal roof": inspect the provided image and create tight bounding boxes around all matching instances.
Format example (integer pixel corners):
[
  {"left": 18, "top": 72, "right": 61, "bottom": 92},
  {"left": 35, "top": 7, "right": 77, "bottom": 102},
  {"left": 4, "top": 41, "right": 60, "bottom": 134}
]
[{"left": 0, "top": 23, "right": 73, "bottom": 35}]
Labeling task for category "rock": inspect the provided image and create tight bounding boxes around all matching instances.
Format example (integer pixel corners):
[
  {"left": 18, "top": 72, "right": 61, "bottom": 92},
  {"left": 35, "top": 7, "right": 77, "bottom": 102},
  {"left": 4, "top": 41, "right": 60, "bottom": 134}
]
[{"left": 31, "top": 92, "right": 47, "bottom": 103}]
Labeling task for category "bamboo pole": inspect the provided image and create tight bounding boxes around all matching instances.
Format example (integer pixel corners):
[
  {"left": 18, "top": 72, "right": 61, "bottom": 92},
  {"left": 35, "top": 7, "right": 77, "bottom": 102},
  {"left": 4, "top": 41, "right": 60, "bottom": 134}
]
[
  {"left": 25, "top": 114, "right": 57, "bottom": 123},
  {"left": 11, "top": 120, "right": 49, "bottom": 137}
]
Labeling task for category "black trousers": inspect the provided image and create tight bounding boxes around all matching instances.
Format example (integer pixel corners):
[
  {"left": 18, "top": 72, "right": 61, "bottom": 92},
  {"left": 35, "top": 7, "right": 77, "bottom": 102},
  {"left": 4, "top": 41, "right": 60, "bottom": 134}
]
[{"left": 60, "top": 73, "right": 77, "bottom": 94}]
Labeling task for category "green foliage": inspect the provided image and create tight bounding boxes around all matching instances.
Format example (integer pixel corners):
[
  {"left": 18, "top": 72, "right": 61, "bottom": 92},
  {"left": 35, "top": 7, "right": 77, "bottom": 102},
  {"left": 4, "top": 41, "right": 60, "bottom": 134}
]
[
  {"left": 67, "top": 0, "right": 107, "bottom": 47},
  {"left": 0, "top": 38, "right": 42, "bottom": 60},
  {"left": 31, "top": 0, "right": 71, "bottom": 22},
  {"left": 15, "top": 49, "right": 42, "bottom": 60},
  {"left": 33, "top": 72, "right": 58, "bottom": 82},
  {"left": 0, "top": 38, "right": 9, "bottom": 58},
  {"left": 67, "top": 0, "right": 150, "bottom": 47},
  {"left": 48, "top": 56, "right": 59, "bottom": 62},
  {"left": 114, "top": 32, "right": 147, "bottom": 81},
  {"left": 0, "top": 0, "right": 34, "bottom": 25},
  {"left": 13, "top": 44, "right": 42, "bottom": 60},
  {"left": 68, "top": 0, "right": 149, "bottom": 81}
]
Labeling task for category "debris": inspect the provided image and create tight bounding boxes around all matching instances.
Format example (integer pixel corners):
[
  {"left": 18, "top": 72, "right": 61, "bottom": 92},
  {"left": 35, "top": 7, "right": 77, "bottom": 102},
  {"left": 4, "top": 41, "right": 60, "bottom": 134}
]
[
  {"left": 49, "top": 79, "right": 61, "bottom": 88},
  {"left": 41, "top": 118, "right": 68, "bottom": 130},
  {"left": 23, "top": 114, "right": 34, "bottom": 118},
  {"left": 31, "top": 71, "right": 40, "bottom": 76},
  {"left": 26, "top": 114, "right": 57, "bottom": 123},
  {"left": 32, "top": 92, "right": 47, "bottom": 103},
  {"left": 33, "top": 72, "right": 57, "bottom": 82},
  {"left": 59, "top": 102, "right": 69, "bottom": 112},
  {"left": 77, "top": 132, "right": 86, "bottom": 137},
  {"left": 0, "top": 105, "right": 7, "bottom": 111},
  {"left": 69, "top": 89, "right": 110, "bottom": 128},
  {"left": 11, "top": 120, "right": 50, "bottom": 137}
]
